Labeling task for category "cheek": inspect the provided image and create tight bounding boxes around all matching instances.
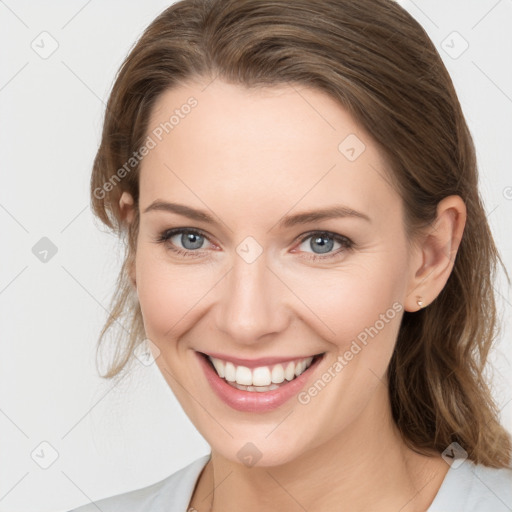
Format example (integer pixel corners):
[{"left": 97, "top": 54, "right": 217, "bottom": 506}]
[
  {"left": 134, "top": 245, "right": 215, "bottom": 340},
  {"left": 286, "top": 255, "right": 407, "bottom": 357}
]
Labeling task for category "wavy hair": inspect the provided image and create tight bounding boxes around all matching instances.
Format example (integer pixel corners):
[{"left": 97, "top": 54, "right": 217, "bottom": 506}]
[{"left": 89, "top": 0, "right": 511, "bottom": 467}]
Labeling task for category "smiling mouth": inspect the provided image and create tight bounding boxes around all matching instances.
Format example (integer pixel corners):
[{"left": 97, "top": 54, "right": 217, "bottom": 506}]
[{"left": 199, "top": 352, "right": 325, "bottom": 392}]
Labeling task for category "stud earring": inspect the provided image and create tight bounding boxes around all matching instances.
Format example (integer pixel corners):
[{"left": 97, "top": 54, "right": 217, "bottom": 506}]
[{"left": 416, "top": 297, "right": 424, "bottom": 308}]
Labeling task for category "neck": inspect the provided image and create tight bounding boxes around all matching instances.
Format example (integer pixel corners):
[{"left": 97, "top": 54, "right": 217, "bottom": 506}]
[{"left": 191, "top": 386, "right": 448, "bottom": 512}]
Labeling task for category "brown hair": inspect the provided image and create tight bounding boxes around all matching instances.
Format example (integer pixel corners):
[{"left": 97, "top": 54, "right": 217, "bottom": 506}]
[{"left": 90, "top": 0, "right": 511, "bottom": 467}]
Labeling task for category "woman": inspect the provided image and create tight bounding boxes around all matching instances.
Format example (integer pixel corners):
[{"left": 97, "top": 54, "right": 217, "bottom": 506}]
[{"left": 70, "top": 0, "right": 512, "bottom": 510}]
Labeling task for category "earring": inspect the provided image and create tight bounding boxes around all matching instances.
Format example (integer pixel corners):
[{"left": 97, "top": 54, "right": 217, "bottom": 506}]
[{"left": 416, "top": 297, "right": 424, "bottom": 308}]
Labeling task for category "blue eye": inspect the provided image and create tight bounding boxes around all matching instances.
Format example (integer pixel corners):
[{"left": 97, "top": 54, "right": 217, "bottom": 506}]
[
  {"left": 155, "top": 228, "right": 353, "bottom": 261},
  {"left": 156, "top": 228, "right": 212, "bottom": 258},
  {"left": 173, "top": 231, "right": 205, "bottom": 250},
  {"left": 296, "top": 232, "right": 353, "bottom": 260}
]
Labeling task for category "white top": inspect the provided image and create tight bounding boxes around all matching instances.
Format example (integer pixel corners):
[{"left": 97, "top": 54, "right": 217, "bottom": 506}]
[{"left": 68, "top": 455, "right": 512, "bottom": 512}]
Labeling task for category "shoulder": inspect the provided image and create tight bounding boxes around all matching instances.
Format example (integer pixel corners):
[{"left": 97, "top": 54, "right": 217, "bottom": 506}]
[
  {"left": 67, "top": 454, "right": 210, "bottom": 512},
  {"left": 428, "top": 459, "right": 512, "bottom": 512}
]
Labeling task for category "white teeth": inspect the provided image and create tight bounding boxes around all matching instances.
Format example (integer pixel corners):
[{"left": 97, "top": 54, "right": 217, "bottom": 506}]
[
  {"left": 235, "top": 366, "right": 253, "bottom": 386},
  {"left": 252, "top": 366, "right": 272, "bottom": 386},
  {"left": 207, "top": 354, "right": 316, "bottom": 389},
  {"left": 294, "top": 357, "right": 313, "bottom": 377},
  {"left": 210, "top": 357, "right": 225, "bottom": 378},
  {"left": 284, "top": 361, "right": 295, "bottom": 381},
  {"left": 225, "top": 361, "right": 236, "bottom": 382},
  {"left": 271, "top": 364, "right": 285, "bottom": 384},
  {"left": 230, "top": 382, "right": 280, "bottom": 392}
]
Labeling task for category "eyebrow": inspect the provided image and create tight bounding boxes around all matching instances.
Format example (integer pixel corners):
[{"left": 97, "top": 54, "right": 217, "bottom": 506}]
[{"left": 143, "top": 200, "right": 371, "bottom": 228}]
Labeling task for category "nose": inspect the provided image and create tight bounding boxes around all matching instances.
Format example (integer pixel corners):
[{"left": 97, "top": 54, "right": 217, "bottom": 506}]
[{"left": 214, "top": 250, "right": 290, "bottom": 346}]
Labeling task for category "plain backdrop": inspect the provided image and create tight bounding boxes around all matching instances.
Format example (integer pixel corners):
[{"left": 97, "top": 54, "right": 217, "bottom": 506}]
[{"left": 1, "top": 1, "right": 511, "bottom": 511}]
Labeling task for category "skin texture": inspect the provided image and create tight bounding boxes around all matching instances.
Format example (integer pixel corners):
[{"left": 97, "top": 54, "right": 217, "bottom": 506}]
[{"left": 119, "top": 79, "right": 467, "bottom": 511}]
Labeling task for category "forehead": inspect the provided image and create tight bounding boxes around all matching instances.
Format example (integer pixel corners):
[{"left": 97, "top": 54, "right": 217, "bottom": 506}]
[{"left": 138, "top": 79, "right": 400, "bottom": 226}]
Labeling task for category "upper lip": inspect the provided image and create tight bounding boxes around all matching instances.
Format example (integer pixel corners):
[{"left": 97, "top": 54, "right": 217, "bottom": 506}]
[{"left": 198, "top": 351, "right": 323, "bottom": 368}]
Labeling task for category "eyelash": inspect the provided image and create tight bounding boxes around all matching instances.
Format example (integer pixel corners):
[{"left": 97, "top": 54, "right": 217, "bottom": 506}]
[{"left": 154, "top": 228, "right": 354, "bottom": 261}]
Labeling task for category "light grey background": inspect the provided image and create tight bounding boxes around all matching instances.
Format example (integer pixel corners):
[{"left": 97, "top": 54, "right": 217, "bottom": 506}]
[{"left": 1, "top": 1, "right": 511, "bottom": 511}]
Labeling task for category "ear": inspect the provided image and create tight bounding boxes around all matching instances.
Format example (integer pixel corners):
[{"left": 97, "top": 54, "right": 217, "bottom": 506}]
[
  {"left": 119, "top": 191, "right": 135, "bottom": 224},
  {"left": 119, "top": 191, "right": 137, "bottom": 288},
  {"left": 404, "top": 195, "right": 467, "bottom": 312}
]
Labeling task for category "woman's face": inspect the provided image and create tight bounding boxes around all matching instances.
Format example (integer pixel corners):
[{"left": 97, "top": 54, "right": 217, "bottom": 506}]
[{"left": 131, "top": 79, "right": 420, "bottom": 466}]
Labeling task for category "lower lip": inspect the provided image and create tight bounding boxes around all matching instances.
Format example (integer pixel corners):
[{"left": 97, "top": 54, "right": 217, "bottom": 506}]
[{"left": 196, "top": 352, "right": 323, "bottom": 413}]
